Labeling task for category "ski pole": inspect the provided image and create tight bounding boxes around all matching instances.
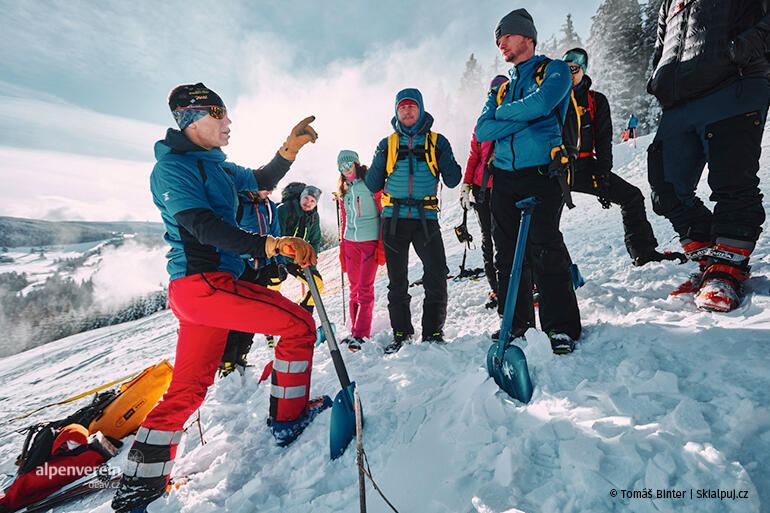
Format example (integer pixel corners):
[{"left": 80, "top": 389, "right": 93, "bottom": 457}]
[{"left": 333, "top": 192, "right": 347, "bottom": 324}]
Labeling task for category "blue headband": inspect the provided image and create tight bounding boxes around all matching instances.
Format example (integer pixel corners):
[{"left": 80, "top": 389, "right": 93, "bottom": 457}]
[{"left": 172, "top": 109, "right": 208, "bottom": 130}]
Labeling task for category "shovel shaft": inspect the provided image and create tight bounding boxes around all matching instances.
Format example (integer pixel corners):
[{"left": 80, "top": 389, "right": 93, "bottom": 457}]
[
  {"left": 497, "top": 197, "right": 539, "bottom": 361},
  {"left": 303, "top": 266, "right": 352, "bottom": 389}
]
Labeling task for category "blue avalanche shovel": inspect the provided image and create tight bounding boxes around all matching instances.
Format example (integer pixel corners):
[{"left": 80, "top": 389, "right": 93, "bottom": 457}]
[
  {"left": 303, "top": 266, "right": 360, "bottom": 459},
  {"left": 486, "top": 197, "right": 538, "bottom": 403}
]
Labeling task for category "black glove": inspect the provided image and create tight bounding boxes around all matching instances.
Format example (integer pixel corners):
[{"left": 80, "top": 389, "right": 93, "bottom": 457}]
[
  {"left": 633, "top": 250, "right": 687, "bottom": 267},
  {"left": 591, "top": 173, "right": 612, "bottom": 209}
]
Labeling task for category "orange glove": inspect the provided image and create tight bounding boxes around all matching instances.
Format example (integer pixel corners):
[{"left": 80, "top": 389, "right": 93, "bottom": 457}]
[
  {"left": 279, "top": 116, "right": 318, "bottom": 160},
  {"left": 264, "top": 236, "right": 317, "bottom": 267}
]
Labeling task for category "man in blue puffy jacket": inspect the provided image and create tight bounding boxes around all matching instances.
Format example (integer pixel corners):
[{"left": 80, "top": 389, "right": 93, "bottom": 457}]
[
  {"left": 112, "top": 83, "right": 326, "bottom": 513},
  {"left": 476, "top": 8, "right": 581, "bottom": 354},
  {"left": 366, "top": 88, "right": 461, "bottom": 353}
]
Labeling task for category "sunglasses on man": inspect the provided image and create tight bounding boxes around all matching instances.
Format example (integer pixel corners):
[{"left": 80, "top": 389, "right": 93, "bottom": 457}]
[
  {"left": 174, "top": 105, "right": 227, "bottom": 119},
  {"left": 338, "top": 161, "right": 355, "bottom": 172},
  {"left": 568, "top": 65, "right": 581, "bottom": 75}
]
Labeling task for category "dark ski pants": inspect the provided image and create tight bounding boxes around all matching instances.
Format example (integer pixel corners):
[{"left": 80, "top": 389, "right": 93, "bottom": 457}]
[
  {"left": 491, "top": 167, "right": 581, "bottom": 340},
  {"left": 648, "top": 78, "right": 770, "bottom": 250},
  {"left": 381, "top": 217, "right": 448, "bottom": 337},
  {"left": 571, "top": 161, "right": 658, "bottom": 260},
  {"left": 471, "top": 185, "right": 498, "bottom": 293}
]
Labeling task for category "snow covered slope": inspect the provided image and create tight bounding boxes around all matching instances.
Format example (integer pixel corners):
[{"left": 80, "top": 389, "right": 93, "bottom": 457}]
[{"left": 1, "top": 133, "right": 769, "bottom": 513}]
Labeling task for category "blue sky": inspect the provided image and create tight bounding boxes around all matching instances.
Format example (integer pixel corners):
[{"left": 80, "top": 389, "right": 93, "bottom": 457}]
[{"left": 0, "top": 0, "right": 603, "bottom": 221}]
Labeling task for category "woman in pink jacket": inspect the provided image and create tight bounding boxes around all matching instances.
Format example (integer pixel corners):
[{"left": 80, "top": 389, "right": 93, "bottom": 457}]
[{"left": 459, "top": 75, "right": 508, "bottom": 310}]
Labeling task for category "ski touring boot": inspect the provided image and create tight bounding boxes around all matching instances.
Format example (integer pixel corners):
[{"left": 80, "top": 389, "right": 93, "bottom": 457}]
[
  {"left": 694, "top": 243, "right": 751, "bottom": 312},
  {"left": 268, "top": 395, "right": 332, "bottom": 447},
  {"left": 112, "top": 475, "right": 169, "bottom": 513},
  {"left": 384, "top": 331, "right": 412, "bottom": 354},
  {"left": 485, "top": 292, "right": 498, "bottom": 310},
  {"left": 548, "top": 332, "right": 576, "bottom": 355},
  {"left": 342, "top": 335, "right": 366, "bottom": 352},
  {"left": 422, "top": 331, "right": 445, "bottom": 344}
]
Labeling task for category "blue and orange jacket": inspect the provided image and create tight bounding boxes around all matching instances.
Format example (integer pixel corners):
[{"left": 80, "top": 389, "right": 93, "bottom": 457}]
[
  {"left": 475, "top": 55, "right": 572, "bottom": 171},
  {"left": 237, "top": 191, "right": 283, "bottom": 270}
]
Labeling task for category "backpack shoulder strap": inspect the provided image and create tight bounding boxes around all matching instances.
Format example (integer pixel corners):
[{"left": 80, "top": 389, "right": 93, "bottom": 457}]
[
  {"left": 385, "top": 132, "right": 400, "bottom": 177},
  {"left": 424, "top": 131, "right": 439, "bottom": 177},
  {"left": 532, "top": 57, "right": 552, "bottom": 86},
  {"left": 569, "top": 91, "right": 582, "bottom": 154},
  {"left": 495, "top": 80, "right": 510, "bottom": 106},
  {"left": 587, "top": 91, "right": 597, "bottom": 122}
]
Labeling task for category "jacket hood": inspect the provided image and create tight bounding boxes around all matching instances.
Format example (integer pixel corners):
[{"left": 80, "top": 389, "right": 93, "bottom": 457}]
[
  {"left": 392, "top": 88, "right": 429, "bottom": 136},
  {"left": 154, "top": 128, "right": 227, "bottom": 163},
  {"left": 391, "top": 111, "right": 435, "bottom": 137}
]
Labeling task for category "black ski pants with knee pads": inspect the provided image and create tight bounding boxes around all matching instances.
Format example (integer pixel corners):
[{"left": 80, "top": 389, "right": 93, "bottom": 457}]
[{"left": 648, "top": 78, "right": 770, "bottom": 249}]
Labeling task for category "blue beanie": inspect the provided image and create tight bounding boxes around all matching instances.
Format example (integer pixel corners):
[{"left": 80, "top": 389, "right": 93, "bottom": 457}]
[{"left": 337, "top": 150, "right": 359, "bottom": 167}]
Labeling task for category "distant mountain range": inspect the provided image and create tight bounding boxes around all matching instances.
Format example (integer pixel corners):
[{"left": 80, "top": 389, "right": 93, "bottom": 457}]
[{"left": 0, "top": 216, "right": 165, "bottom": 248}]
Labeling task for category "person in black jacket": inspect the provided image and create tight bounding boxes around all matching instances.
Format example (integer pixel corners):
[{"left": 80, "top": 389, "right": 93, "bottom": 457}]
[
  {"left": 563, "top": 48, "right": 682, "bottom": 267},
  {"left": 647, "top": 1, "right": 770, "bottom": 312}
]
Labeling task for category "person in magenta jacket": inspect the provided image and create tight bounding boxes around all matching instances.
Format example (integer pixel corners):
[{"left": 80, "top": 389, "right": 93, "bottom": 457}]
[{"left": 460, "top": 74, "right": 508, "bottom": 309}]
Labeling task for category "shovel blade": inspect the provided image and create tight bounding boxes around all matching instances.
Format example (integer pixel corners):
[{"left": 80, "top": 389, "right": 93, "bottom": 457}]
[
  {"left": 330, "top": 382, "right": 360, "bottom": 459},
  {"left": 486, "top": 341, "right": 533, "bottom": 403}
]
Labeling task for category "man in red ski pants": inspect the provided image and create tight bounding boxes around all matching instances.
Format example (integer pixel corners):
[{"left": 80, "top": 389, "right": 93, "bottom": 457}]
[{"left": 112, "top": 83, "right": 329, "bottom": 513}]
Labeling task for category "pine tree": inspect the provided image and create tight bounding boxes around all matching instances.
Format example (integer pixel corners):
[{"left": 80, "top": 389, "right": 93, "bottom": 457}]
[
  {"left": 587, "top": 0, "right": 647, "bottom": 137},
  {"left": 459, "top": 53, "right": 485, "bottom": 97},
  {"left": 558, "top": 14, "right": 584, "bottom": 54},
  {"left": 538, "top": 14, "right": 585, "bottom": 59}
]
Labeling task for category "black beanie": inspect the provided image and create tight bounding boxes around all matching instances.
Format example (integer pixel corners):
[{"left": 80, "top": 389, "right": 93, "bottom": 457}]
[
  {"left": 168, "top": 83, "right": 225, "bottom": 111},
  {"left": 495, "top": 8, "right": 537, "bottom": 44}
]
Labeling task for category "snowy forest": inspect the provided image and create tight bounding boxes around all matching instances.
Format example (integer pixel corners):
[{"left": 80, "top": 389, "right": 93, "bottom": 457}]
[{"left": 459, "top": 0, "right": 665, "bottom": 138}]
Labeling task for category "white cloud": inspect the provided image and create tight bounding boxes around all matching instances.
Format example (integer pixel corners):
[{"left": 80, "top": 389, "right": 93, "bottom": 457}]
[
  {"left": 90, "top": 240, "right": 168, "bottom": 308},
  {"left": 0, "top": 146, "right": 157, "bottom": 221}
]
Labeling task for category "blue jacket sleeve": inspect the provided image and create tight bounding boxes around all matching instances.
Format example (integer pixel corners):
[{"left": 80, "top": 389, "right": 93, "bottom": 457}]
[
  {"left": 436, "top": 134, "right": 461, "bottom": 188},
  {"left": 494, "top": 60, "right": 572, "bottom": 122},
  {"left": 223, "top": 152, "right": 292, "bottom": 192},
  {"left": 365, "top": 138, "right": 389, "bottom": 193},
  {"left": 475, "top": 93, "right": 530, "bottom": 142}
]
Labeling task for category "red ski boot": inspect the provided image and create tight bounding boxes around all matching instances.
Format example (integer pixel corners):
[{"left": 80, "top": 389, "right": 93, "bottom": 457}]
[{"left": 694, "top": 244, "right": 751, "bottom": 312}]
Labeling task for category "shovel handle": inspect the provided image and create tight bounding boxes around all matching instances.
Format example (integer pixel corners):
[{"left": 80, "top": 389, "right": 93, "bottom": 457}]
[
  {"left": 303, "top": 267, "right": 352, "bottom": 390},
  {"left": 496, "top": 197, "right": 540, "bottom": 363}
]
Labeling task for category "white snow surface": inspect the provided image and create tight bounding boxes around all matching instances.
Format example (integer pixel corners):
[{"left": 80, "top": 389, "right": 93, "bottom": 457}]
[{"left": 1, "top": 134, "right": 769, "bottom": 512}]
